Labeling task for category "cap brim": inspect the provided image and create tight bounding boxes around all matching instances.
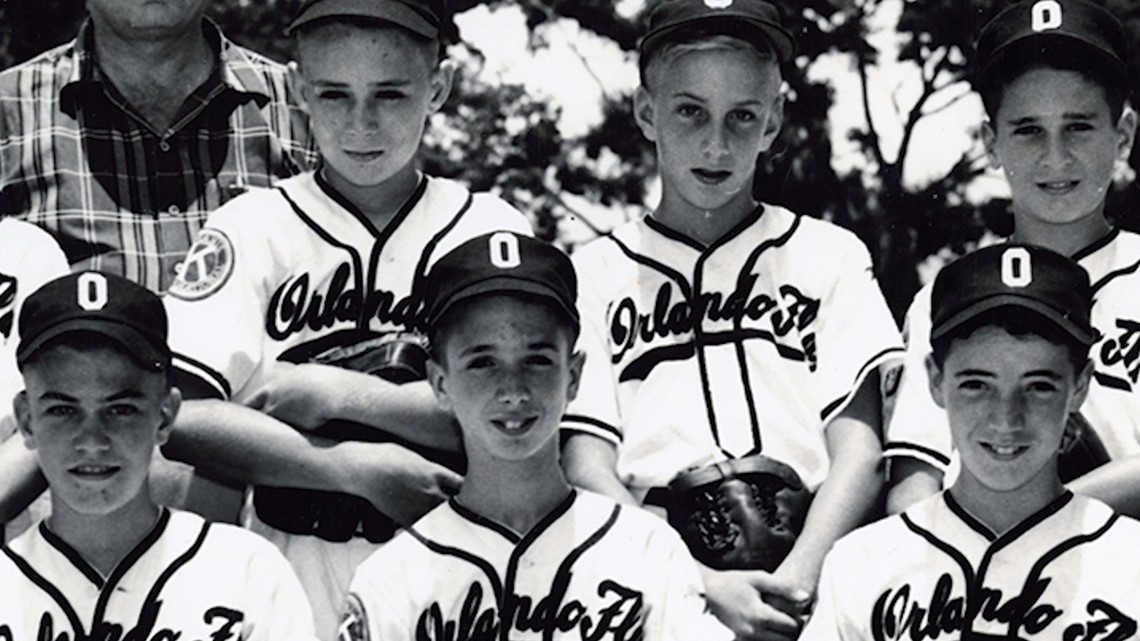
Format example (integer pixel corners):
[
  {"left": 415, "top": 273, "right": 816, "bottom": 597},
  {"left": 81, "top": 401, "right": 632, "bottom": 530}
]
[
  {"left": 427, "top": 278, "right": 578, "bottom": 329},
  {"left": 289, "top": 0, "right": 438, "bottom": 38},
  {"left": 17, "top": 319, "right": 170, "bottom": 372},
  {"left": 640, "top": 16, "right": 794, "bottom": 63},
  {"left": 932, "top": 295, "right": 1097, "bottom": 346}
]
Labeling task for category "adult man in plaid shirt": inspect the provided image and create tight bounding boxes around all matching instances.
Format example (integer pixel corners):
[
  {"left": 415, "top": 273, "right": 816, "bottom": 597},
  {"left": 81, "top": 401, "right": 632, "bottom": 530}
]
[
  {"left": 0, "top": 0, "right": 318, "bottom": 294},
  {"left": 0, "top": 0, "right": 317, "bottom": 534}
]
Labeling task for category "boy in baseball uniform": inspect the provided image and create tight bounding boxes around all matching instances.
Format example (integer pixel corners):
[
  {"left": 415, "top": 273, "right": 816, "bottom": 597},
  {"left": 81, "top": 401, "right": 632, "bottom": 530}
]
[
  {"left": 340, "top": 230, "right": 732, "bottom": 641},
  {"left": 802, "top": 244, "right": 1140, "bottom": 638},
  {"left": 562, "top": 0, "right": 903, "bottom": 636},
  {"left": 1, "top": 271, "right": 316, "bottom": 641},
  {"left": 160, "top": 0, "right": 531, "bottom": 636},
  {"left": 885, "top": 0, "right": 1140, "bottom": 517}
]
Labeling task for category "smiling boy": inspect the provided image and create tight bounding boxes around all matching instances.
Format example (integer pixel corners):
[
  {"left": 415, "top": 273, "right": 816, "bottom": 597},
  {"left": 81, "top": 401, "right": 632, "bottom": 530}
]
[
  {"left": 159, "top": 0, "right": 532, "bottom": 636},
  {"left": 561, "top": 0, "right": 902, "bottom": 636},
  {"left": 0, "top": 271, "right": 315, "bottom": 641},
  {"left": 339, "top": 231, "right": 731, "bottom": 641},
  {"left": 802, "top": 244, "right": 1140, "bottom": 638},
  {"left": 884, "top": 0, "right": 1140, "bottom": 516}
]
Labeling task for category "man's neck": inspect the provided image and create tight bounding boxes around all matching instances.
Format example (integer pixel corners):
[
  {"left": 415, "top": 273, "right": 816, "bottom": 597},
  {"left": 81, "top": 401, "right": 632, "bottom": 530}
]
[{"left": 92, "top": 22, "right": 216, "bottom": 132}]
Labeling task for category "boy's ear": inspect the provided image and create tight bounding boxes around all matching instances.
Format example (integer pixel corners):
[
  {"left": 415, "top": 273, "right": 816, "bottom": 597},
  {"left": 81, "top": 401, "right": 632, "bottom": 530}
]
[
  {"left": 633, "top": 87, "right": 658, "bottom": 143},
  {"left": 758, "top": 93, "right": 785, "bottom": 152},
  {"left": 13, "top": 391, "right": 35, "bottom": 450},
  {"left": 1071, "top": 358, "right": 1094, "bottom": 411},
  {"left": 924, "top": 354, "right": 947, "bottom": 410},
  {"left": 428, "top": 60, "right": 455, "bottom": 114},
  {"left": 425, "top": 360, "right": 453, "bottom": 413},
  {"left": 289, "top": 60, "right": 311, "bottom": 116},
  {"left": 566, "top": 351, "right": 586, "bottom": 403},
  {"left": 154, "top": 386, "right": 182, "bottom": 448},
  {"left": 1115, "top": 105, "right": 1137, "bottom": 162},
  {"left": 982, "top": 120, "right": 1001, "bottom": 170}
]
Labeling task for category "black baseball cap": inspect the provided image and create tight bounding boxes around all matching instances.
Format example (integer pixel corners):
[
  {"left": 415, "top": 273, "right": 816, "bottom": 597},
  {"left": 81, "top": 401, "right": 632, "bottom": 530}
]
[
  {"left": 289, "top": 0, "right": 443, "bottom": 39},
  {"left": 17, "top": 271, "right": 171, "bottom": 372},
  {"left": 931, "top": 244, "right": 1096, "bottom": 346},
  {"left": 639, "top": 0, "right": 794, "bottom": 64},
  {"left": 422, "top": 232, "right": 578, "bottom": 331},
  {"left": 976, "top": 0, "right": 1128, "bottom": 87}
]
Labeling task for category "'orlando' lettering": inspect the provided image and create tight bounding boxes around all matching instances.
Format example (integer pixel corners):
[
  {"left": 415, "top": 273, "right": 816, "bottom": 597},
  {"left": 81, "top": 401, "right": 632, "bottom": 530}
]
[
  {"left": 267, "top": 262, "right": 422, "bottom": 340},
  {"left": 609, "top": 275, "right": 819, "bottom": 369}
]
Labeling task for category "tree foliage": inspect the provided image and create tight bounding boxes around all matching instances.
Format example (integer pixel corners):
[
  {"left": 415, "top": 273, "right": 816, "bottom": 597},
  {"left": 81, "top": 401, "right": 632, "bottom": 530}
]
[{"left": 3, "top": 0, "right": 1140, "bottom": 319}]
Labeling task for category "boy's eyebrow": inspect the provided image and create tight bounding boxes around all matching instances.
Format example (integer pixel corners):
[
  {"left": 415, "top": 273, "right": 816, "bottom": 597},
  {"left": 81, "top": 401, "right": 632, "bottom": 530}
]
[
  {"left": 1006, "top": 111, "right": 1099, "bottom": 126},
  {"left": 457, "top": 341, "right": 560, "bottom": 356},
  {"left": 952, "top": 369, "right": 995, "bottom": 378},
  {"left": 37, "top": 390, "right": 146, "bottom": 402}
]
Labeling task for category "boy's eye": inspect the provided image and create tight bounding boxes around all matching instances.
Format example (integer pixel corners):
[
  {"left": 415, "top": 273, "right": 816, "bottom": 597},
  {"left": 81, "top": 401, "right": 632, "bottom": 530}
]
[
  {"left": 44, "top": 405, "right": 77, "bottom": 418},
  {"left": 1065, "top": 122, "right": 1095, "bottom": 133},
  {"left": 1027, "top": 381, "right": 1059, "bottom": 394},
  {"left": 729, "top": 110, "right": 757, "bottom": 123},
  {"left": 525, "top": 354, "right": 555, "bottom": 367},
  {"left": 676, "top": 104, "right": 703, "bottom": 118},
  {"left": 108, "top": 404, "right": 141, "bottom": 417},
  {"left": 958, "top": 379, "right": 988, "bottom": 393},
  {"left": 1011, "top": 125, "right": 1042, "bottom": 137},
  {"left": 317, "top": 90, "right": 348, "bottom": 101},
  {"left": 465, "top": 356, "right": 495, "bottom": 370},
  {"left": 375, "top": 90, "right": 408, "bottom": 101}
]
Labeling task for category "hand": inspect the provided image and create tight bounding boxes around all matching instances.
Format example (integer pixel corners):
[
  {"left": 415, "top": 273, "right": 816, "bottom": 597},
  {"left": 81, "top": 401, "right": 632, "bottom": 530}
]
[
  {"left": 339, "top": 441, "right": 462, "bottom": 527},
  {"left": 702, "top": 567, "right": 811, "bottom": 641},
  {"left": 247, "top": 363, "right": 353, "bottom": 431}
]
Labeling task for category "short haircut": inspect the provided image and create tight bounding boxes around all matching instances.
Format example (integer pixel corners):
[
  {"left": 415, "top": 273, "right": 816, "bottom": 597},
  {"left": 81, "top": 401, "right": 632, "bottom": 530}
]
[
  {"left": 978, "top": 41, "right": 1127, "bottom": 123},
  {"left": 294, "top": 16, "right": 443, "bottom": 70},
  {"left": 428, "top": 292, "right": 580, "bottom": 365},
  {"left": 21, "top": 331, "right": 171, "bottom": 387},
  {"left": 930, "top": 306, "right": 1090, "bottom": 374},
  {"left": 640, "top": 27, "right": 778, "bottom": 92}
]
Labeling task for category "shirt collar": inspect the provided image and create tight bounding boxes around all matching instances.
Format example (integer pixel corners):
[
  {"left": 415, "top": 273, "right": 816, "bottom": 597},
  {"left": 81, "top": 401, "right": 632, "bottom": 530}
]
[{"left": 60, "top": 17, "right": 270, "bottom": 111}]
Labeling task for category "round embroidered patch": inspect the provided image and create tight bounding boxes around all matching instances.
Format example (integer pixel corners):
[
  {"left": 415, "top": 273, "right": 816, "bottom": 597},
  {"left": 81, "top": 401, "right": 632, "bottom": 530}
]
[{"left": 169, "top": 228, "right": 234, "bottom": 300}]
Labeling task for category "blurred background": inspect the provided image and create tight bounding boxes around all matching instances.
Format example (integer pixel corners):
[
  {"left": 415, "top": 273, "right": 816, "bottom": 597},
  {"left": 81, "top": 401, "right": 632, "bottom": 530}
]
[{"left": 2, "top": 0, "right": 1139, "bottom": 320}]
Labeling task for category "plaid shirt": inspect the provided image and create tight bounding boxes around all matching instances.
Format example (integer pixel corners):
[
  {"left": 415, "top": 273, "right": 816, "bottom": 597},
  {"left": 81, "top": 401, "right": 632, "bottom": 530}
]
[{"left": 0, "top": 19, "right": 318, "bottom": 293}]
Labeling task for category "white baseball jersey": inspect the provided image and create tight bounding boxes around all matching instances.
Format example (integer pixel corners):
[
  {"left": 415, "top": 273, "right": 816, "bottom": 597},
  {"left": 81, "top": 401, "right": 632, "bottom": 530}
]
[
  {"left": 163, "top": 170, "right": 532, "bottom": 639},
  {"left": 0, "top": 508, "right": 317, "bottom": 641},
  {"left": 886, "top": 230, "right": 1140, "bottom": 471},
  {"left": 564, "top": 205, "right": 903, "bottom": 497},
  {"left": 166, "top": 171, "right": 532, "bottom": 403},
  {"left": 0, "top": 219, "right": 68, "bottom": 544},
  {"left": 801, "top": 491, "right": 1140, "bottom": 639},
  {"left": 340, "top": 489, "right": 732, "bottom": 641}
]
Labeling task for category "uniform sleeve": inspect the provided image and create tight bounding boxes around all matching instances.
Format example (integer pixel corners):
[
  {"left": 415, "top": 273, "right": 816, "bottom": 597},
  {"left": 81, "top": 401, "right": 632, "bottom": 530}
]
[
  {"left": 800, "top": 549, "right": 854, "bottom": 641},
  {"left": 241, "top": 537, "right": 319, "bottom": 641},
  {"left": 813, "top": 231, "right": 904, "bottom": 425},
  {"left": 338, "top": 559, "right": 408, "bottom": 641},
  {"left": 882, "top": 284, "right": 952, "bottom": 470},
  {"left": 164, "top": 191, "right": 281, "bottom": 401},
  {"left": 645, "top": 522, "right": 734, "bottom": 641},
  {"left": 562, "top": 244, "right": 623, "bottom": 446}
]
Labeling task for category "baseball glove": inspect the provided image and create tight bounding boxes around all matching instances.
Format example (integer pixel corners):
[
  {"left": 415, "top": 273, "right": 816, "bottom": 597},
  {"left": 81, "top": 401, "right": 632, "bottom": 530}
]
[
  {"left": 666, "top": 455, "right": 812, "bottom": 572},
  {"left": 1058, "top": 411, "right": 1111, "bottom": 483},
  {"left": 254, "top": 331, "right": 463, "bottom": 543}
]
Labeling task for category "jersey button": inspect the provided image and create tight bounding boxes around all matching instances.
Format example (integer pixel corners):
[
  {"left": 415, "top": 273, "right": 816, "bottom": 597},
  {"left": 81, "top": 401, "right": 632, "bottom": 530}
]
[
  {"left": 167, "top": 204, "right": 180, "bottom": 214},
  {"left": 159, "top": 140, "right": 171, "bottom": 152}
]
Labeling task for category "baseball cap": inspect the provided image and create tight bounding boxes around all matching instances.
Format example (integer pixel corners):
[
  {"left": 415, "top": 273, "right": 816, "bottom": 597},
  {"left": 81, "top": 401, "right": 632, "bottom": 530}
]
[
  {"left": 931, "top": 244, "right": 1096, "bottom": 346},
  {"left": 976, "top": 0, "right": 1128, "bottom": 87},
  {"left": 422, "top": 232, "right": 578, "bottom": 331},
  {"left": 639, "top": 0, "right": 794, "bottom": 64},
  {"left": 288, "top": 0, "right": 442, "bottom": 39},
  {"left": 17, "top": 271, "right": 171, "bottom": 372}
]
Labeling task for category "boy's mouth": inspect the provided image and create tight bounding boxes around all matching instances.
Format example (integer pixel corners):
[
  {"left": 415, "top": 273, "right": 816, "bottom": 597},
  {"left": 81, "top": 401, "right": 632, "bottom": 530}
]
[
  {"left": 1036, "top": 180, "right": 1079, "bottom": 195},
  {"left": 692, "top": 168, "right": 731, "bottom": 185},
  {"left": 69, "top": 464, "right": 120, "bottom": 479},
  {"left": 492, "top": 416, "right": 537, "bottom": 433},
  {"left": 979, "top": 442, "right": 1030, "bottom": 459},
  {"left": 344, "top": 150, "right": 384, "bottom": 162}
]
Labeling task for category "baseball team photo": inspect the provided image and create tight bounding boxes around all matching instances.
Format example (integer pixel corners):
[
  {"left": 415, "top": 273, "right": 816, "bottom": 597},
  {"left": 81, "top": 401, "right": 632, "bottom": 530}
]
[{"left": 1, "top": 0, "right": 1140, "bottom": 638}]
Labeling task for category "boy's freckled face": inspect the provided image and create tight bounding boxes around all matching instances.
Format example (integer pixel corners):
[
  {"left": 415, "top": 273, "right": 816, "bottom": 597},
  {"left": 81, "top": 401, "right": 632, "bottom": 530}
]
[
  {"left": 927, "top": 326, "right": 1089, "bottom": 496},
  {"left": 638, "top": 46, "right": 782, "bottom": 218},
  {"left": 429, "top": 295, "right": 583, "bottom": 463},
  {"left": 298, "top": 25, "right": 445, "bottom": 191},
  {"left": 17, "top": 344, "right": 177, "bottom": 519},
  {"left": 986, "top": 68, "right": 1131, "bottom": 227}
]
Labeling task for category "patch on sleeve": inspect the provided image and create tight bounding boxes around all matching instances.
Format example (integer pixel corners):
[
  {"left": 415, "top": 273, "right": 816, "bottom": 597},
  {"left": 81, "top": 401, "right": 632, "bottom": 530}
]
[
  {"left": 337, "top": 593, "right": 370, "bottom": 641},
  {"left": 169, "top": 228, "right": 234, "bottom": 300}
]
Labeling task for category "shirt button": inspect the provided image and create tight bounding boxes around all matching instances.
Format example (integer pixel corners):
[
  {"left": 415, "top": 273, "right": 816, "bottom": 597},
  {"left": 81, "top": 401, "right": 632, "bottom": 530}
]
[
  {"left": 167, "top": 204, "right": 180, "bottom": 214},
  {"left": 159, "top": 140, "right": 171, "bottom": 152}
]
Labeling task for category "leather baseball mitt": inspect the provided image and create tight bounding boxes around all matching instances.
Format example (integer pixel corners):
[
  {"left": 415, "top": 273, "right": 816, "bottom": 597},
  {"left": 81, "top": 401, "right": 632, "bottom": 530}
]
[{"left": 666, "top": 455, "right": 812, "bottom": 572}]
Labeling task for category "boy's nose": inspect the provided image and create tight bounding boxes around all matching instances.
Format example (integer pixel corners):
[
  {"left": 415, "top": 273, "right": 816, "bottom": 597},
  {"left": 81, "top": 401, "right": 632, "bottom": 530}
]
[
  {"left": 496, "top": 370, "right": 531, "bottom": 405},
  {"left": 989, "top": 394, "right": 1026, "bottom": 432},
  {"left": 702, "top": 124, "right": 731, "bottom": 159},
  {"left": 74, "top": 419, "right": 112, "bottom": 451}
]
